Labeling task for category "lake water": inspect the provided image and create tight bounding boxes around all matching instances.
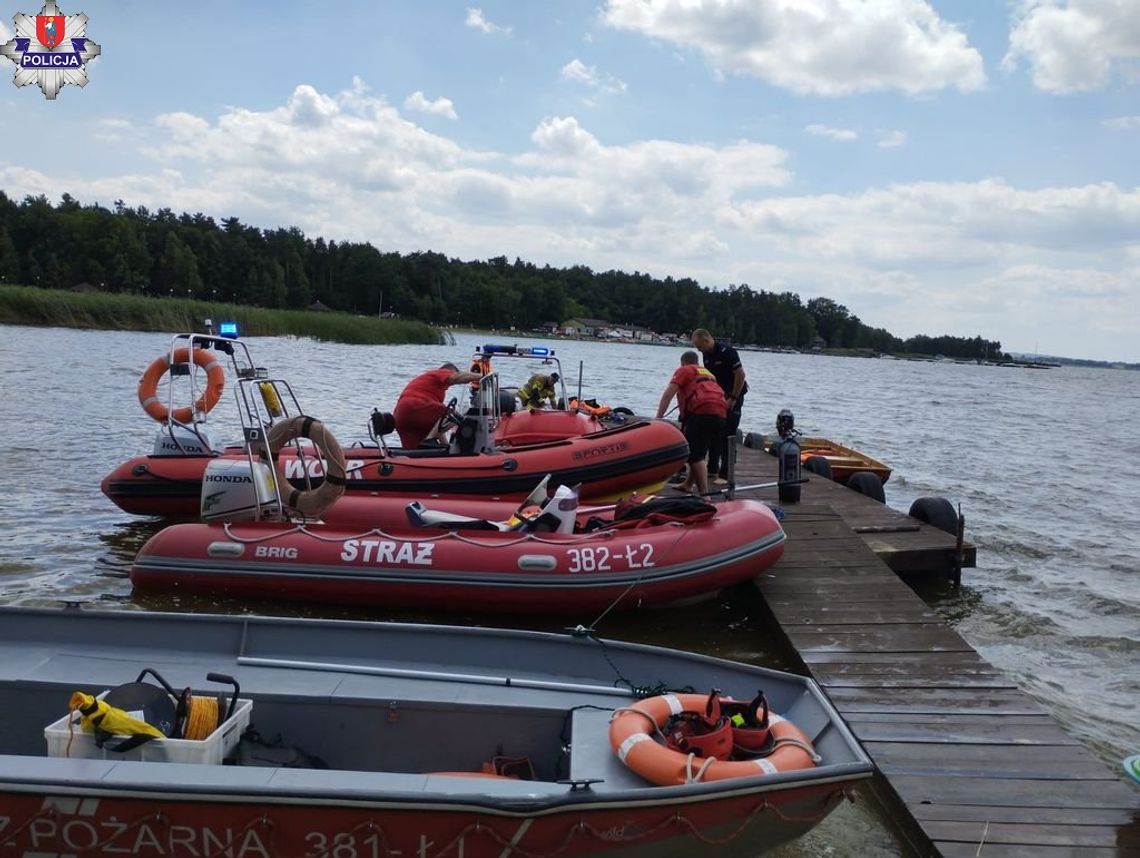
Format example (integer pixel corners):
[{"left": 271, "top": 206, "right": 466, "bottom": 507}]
[{"left": 1, "top": 324, "right": 1137, "bottom": 857}]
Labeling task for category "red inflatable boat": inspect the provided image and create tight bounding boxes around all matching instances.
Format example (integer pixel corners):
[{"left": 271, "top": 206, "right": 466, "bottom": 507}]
[
  {"left": 103, "top": 417, "right": 687, "bottom": 517},
  {"left": 131, "top": 495, "right": 785, "bottom": 613}
]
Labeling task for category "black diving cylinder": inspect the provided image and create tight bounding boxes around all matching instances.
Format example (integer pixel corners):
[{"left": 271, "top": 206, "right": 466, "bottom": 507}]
[{"left": 775, "top": 409, "right": 801, "bottom": 503}]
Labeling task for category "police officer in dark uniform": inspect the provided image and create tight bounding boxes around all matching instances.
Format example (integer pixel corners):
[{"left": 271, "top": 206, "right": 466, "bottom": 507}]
[{"left": 691, "top": 328, "right": 748, "bottom": 483}]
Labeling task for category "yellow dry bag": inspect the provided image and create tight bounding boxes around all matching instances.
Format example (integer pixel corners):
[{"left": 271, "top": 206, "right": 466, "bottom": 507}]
[{"left": 69, "top": 691, "right": 166, "bottom": 751}]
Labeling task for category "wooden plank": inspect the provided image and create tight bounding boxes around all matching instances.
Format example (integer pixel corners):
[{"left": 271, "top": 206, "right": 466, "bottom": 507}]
[
  {"left": 800, "top": 650, "right": 993, "bottom": 667},
  {"left": 926, "top": 819, "right": 1135, "bottom": 847},
  {"left": 823, "top": 687, "right": 1046, "bottom": 716},
  {"left": 764, "top": 562, "right": 899, "bottom": 576},
  {"left": 769, "top": 606, "right": 941, "bottom": 624},
  {"left": 936, "top": 843, "right": 1139, "bottom": 858},
  {"left": 848, "top": 718, "right": 1081, "bottom": 746},
  {"left": 886, "top": 774, "right": 1140, "bottom": 809},
  {"left": 910, "top": 804, "right": 1140, "bottom": 826},
  {"left": 786, "top": 624, "right": 974, "bottom": 653},
  {"left": 819, "top": 674, "right": 1016, "bottom": 690},
  {"left": 764, "top": 590, "right": 927, "bottom": 606},
  {"left": 849, "top": 712, "right": 1070, "bottom": 726},
  {"left": 867, "top": 742, "right": 1120, "bottom": 780},
  {"left": 809, "top": 660, "right": 1004, "bottom": 677},
  {"left": 767, "top": 558, "right": 884, "bottom": 570}
]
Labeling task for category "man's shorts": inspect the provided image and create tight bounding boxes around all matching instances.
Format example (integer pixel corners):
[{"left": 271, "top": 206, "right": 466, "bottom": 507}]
[{"left": 683, "top": 413, "right": 725, "bottom": 463}]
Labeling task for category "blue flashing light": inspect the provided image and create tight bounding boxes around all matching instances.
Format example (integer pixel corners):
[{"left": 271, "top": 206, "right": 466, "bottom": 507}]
[
  {"left": 478, "top": 344, "right": 555, "bottom": 357},
  {"left": 219, "top": 321, "right": 239, "bottom": 338}
]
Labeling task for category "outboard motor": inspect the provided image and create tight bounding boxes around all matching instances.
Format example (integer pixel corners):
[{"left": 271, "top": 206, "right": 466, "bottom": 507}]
[
  {"left": 151, "top": 423, "right": 223, "bottom": 457},
  {"left": 200, "top": 458, "right": 278, "bottom": 521},
  {"left": 773, "top": 409, "right": 801, "bottom": 504}
]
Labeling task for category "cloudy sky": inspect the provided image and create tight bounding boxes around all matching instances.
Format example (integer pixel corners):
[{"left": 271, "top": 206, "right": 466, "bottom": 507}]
[{"left": 2, "top": 1, "right": 1138, "bottom": 360}]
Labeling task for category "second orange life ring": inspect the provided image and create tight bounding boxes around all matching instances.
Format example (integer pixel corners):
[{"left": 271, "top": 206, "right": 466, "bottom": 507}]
[
  {"left": 609, "top": 692, "right": 818, "bottom": 786},
  {"left": 138, "top": 347, "right": 226, "bottom": 424}
]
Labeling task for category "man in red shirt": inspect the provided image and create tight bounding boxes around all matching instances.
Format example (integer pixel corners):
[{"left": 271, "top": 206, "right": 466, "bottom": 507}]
[
  {"left": 655, "top": 351, "right": 727, "bottom": 495},
  {"left": 393, "top": 362, "right": 482, "bottom": 449}
]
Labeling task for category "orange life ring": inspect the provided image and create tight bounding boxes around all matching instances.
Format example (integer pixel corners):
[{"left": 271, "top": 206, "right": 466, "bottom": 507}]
[
  {"left": 608, "top": 693, "right": 817, "bottom": 786},
  {"left": 138, "top": 347, "right": 226, "bottom": 424}
]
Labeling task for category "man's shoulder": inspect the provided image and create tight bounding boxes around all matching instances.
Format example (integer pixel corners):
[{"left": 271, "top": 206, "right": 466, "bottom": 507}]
[{"left": 713, "top": 340, "right": 740, "bottom": 359}]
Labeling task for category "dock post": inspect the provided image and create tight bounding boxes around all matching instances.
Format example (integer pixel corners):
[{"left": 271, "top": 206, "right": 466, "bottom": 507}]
[
  {"left": 953, "top": 503, "right": 965, "bottom": 587},
  {"left": 726, "top": 434, "right": 736, "bottom": 500}
]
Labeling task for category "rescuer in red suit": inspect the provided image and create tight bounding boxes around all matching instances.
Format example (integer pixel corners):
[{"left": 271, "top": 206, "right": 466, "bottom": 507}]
[{"left": 393, "top": 362, "right": 482, "bottom": 449}]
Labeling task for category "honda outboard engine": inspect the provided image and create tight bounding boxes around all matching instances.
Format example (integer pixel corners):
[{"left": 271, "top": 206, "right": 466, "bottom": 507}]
[
  {"left": 773, "top": 409, "right": 801, "bottom": 503},
  {"left": 151, "top": 423, "right": 224, "bottom": 457},
  {"left": 200, "top": 459, "right": 278, "bottom": 521}
]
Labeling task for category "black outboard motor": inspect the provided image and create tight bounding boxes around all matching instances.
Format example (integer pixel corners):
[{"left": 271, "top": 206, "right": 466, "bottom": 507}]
[{"left": 773, "top": 409, "right": 801, "bottom": 503}]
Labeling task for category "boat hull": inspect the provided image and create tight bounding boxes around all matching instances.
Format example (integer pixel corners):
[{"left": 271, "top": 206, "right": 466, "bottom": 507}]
[
  {"left": 0, "top": 779, "right": 846, "bottom": 858},
  {"left": 102, "top": 420, "right": 688, "bottom": 517},
  {"left": 130, "top": 500, "right": 785, "bottom": 612}
]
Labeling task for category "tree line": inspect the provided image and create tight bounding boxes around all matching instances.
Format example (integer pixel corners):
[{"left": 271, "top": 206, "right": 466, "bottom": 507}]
[{"left": 0, "top": 191, "right": 1007, "bottom": 360}]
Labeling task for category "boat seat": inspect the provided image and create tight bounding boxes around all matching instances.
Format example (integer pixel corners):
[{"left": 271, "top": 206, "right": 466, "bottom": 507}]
[
  {"left": 567, "top": 706, "right": 649, "bottom": 792},
  {"left": 404, "top": 502, "right": 507, "bottom": 531}
]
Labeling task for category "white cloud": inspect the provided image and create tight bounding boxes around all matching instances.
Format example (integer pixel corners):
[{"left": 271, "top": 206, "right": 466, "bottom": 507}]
[
  {"left": 530, "top": 115, "right": 601, "bottom": 157},
  {"left": 600, "top": 0, "right": 985, "bottom": 95},
  {"left": 403, "top": 91, "right": 458, "bottom": 120},
  {"left": 560, "top": 58, "right": 627, "bottom": 95},
  {"left": 1004, "top": 0, "right": 1140, "bottom": 93},
  {"left": 93, "top": 117, "right": 133, "bottom": 142},
  {"left": 465, "top": 8, "right": 511, "bottom": 36},
  {"left": 560, "top": 59, "right": 593, "bottom": 85},
  {"left": 878, "top": 129, "right": 908, "bottom": 148},
  {"left": 722, "top": 180, "right": 1140, "bottom": 273},
  {"left": 1102, "top": 115, "right": 1140, "bottom": 130},
  {"left": 805, "top": 124, "right": 858, "bottom": 141}
]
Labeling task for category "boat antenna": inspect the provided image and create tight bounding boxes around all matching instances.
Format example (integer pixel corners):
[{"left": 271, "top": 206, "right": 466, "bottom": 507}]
[{"left": 576, "top": 360, "right": 583, "bottom": 409}]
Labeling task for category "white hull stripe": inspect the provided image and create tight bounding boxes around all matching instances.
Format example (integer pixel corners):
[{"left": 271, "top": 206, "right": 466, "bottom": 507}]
[{"left": 41, "top": 795, "right": 100, "bottom": 815}]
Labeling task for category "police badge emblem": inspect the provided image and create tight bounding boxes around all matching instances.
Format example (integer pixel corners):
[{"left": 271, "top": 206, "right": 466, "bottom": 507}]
[{"left": 0, "top": 0, "right": 100, "bottom": 99}]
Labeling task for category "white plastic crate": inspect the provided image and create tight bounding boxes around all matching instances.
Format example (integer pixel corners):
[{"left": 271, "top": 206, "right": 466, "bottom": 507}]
[{"left": 45, "top": 697, "right": 252, "bottom": 765}]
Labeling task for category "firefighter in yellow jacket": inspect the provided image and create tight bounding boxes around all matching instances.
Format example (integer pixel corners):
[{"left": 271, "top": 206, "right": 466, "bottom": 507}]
[{"left": 517, "top": 372, "right": 560, "bottom": 410}]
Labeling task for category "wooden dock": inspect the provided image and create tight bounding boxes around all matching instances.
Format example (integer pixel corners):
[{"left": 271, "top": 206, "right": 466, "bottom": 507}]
[
  {"left": 724, "top": 446, "right": 1140, "bottom": 856},
  {"left": 730, "top": 443, "right": 976, "bottom": 579}
]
